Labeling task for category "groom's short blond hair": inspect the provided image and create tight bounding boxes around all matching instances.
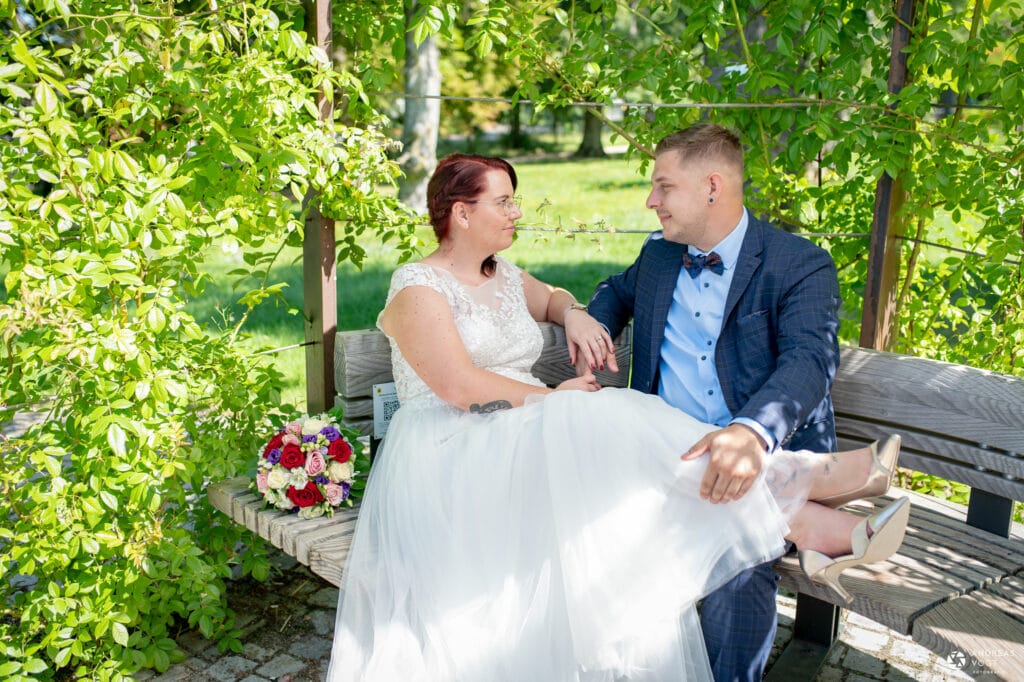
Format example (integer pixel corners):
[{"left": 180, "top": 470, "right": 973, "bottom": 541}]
[{"left": 655, "top": 124, "right": 744, "bottom": 177}]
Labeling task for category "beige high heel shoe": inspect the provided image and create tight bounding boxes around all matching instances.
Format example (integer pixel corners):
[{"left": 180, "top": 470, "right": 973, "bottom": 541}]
[
  {"left": 816, "top": 434, "right": 902, "bottom": 508},
  {"left": 798, "top": 496, "right": 911, "bottom": 603}
]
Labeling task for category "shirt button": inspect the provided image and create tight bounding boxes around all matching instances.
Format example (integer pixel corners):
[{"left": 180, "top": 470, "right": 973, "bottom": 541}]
[
  {"left": 707, "top": 340, "right": 713, "bottom": 346},
  {"left": 701, "top": 355, "right": 707, "bottom": 361},
  {"left": 704, "top": 282, "right": 710, "bottom": 288},
  {"left": 695, "top": 312, "right": 701, "bottom": 318},
  {"left": 707, "top": 389, "right": 714, "bottom": 395}
]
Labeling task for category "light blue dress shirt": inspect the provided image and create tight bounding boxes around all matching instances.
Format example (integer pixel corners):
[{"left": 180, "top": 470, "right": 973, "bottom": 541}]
[{"left": 657, "top": 209, "right": 776, "bottom": 451}]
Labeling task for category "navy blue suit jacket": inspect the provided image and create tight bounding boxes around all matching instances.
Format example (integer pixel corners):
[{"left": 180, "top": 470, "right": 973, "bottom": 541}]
[{"left": 588, "top": 215, "right": 841, "bottom": 453}]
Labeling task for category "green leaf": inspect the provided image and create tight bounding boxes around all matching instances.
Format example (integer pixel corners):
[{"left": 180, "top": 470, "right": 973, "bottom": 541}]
[
  {"left": 53, "top": 647, "right": 72, "bottom": 667},
  {"left": 0, "top": 662, "right": 21, "bottom": 677},
  {"left": 82, "top": 536, "right": 100, "bottom": 554},
  {"left": 107, "top": 423, "right": 127, "bottom": 458},
  {"left": 22, "top": 659, "right": 48, "bottom": 675},
  {"left": 0, "top": 63, "right": 25, "bottom": 79},
  {"left": 112, "top": 622, "right": 129, "bottom": 647},
  {"left": 112, "top": 152, "right": 139, "bottom": 181},
  {"left": 146, "top": 307, "right": 166, "bottom": 334},
  {"left": 99, "top": 490, "right": 119, "bottom": 511},
  {"left": 229, "top": 144, "right": 255, "bottom": 165},
  {"left": 35, "top": 81, "right": 58, "bottom": 115},
  {"left": 11, "top": 35, "right": 38, "bottom": 75}
]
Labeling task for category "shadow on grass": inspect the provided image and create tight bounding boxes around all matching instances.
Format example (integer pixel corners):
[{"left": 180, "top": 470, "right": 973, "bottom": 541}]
[
  {"left": 590, "top": 176, "right": 649, "bottom": 192},
  {"left": 187, "top": 261, "right": 397, "bottom": 341},
  {"left": 527, "top": 261, "right": 627, "bottom": 300}
]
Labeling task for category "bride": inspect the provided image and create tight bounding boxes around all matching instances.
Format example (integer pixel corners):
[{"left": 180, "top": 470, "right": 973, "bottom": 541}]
[{"left": 326, "top": 154, "right": 908, "bottom": 681}]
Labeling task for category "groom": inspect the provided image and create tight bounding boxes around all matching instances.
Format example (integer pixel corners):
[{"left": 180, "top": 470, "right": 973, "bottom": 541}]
[{"left": 586, "top": 123, "right": 841, "bottom": 681}]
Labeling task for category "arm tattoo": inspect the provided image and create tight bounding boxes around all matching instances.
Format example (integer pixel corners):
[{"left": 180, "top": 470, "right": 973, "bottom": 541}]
[{"left": 469, "top": 400, "right": 513, "bottom": 414}]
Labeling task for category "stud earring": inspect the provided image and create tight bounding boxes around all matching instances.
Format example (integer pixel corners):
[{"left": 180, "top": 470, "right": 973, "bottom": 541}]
[{"left": 708, "top": 197, "right": 715, "bottom": 204}]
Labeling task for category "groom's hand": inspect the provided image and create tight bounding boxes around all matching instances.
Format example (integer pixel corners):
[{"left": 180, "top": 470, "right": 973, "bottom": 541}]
[{"left": 681, "top": 423, "right": 767, "bottom": 504}]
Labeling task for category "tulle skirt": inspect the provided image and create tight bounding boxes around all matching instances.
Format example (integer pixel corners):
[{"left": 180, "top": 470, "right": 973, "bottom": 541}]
[{"left": 327, "top": 388, "right": 813, "bottom": 681}]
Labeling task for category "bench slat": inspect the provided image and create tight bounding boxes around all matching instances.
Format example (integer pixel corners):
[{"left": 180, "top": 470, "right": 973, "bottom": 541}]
[
  {"left": 307, "top": 529, "right": 360, "bottom": 587},
  {"left": 208, "top": 477, "right": 358, "bottom": 587},
  {"left": 335, "top": 330, "right": 393, "bottom": 398},
  {"left": 837, "top": 419, "right": 1024, "bottom": 481},
  {"left": 838, "top": 422, "right": 1024, "bottom": 499},
  {"left": 912, "top": 577, "right": 1024, "bottom": 679},
  {"left": 835, "top": 347, "right": 1024, "bottom": 454}
]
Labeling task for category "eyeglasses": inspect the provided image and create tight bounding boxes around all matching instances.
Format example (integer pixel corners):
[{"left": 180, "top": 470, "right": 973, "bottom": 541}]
[{"left": 466, "top": 195, "right": 522, "bottom": 216}]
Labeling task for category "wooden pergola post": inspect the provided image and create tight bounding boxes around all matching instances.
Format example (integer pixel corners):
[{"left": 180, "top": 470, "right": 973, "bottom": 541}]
[
  {"left": 302, "top": 0, "right": 336, "bottom": 414},
  {"left": 859, "top": 0, "right": 919, "bottom": 351}
]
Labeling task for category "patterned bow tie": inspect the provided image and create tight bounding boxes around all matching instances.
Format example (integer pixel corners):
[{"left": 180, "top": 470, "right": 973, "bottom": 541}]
[{"left": 682, "top": 251, "right": 724, "bottom": 278}]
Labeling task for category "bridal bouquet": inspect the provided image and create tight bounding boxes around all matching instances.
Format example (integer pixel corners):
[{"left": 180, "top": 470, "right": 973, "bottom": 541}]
[{"left": 254, "top": 412, "right": 366, "bottom": 519}]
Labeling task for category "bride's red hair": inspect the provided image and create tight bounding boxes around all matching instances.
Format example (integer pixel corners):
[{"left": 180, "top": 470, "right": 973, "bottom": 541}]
[{"left": 426, "top": 153, "right": 518, "bottom": 276}]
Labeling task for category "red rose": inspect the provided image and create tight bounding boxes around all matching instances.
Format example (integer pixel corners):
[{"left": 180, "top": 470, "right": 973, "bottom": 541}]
[
  {"left": 279, "top": 443, "right": 306, "bottom": 469},
  {"left": 286, "top": 481, "right": 325, "bottom": 508},
  {"left": 262, "top": 432, "right": 285, "bottom": 459},
  {"left": 327, "top": 437, "right": 352, "bottom": 463}
]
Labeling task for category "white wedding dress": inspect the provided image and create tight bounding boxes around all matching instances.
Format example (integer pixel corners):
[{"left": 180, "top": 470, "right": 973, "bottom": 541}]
[{"left": 327, "top": 257, "right": 816, "bottom": 682}]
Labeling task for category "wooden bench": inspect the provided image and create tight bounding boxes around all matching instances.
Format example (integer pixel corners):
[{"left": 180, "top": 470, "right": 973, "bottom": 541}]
[
  {"left": 209, "top": 323, "right": 1024, "bottom": 679},
  {"left": 768, "top": 347, "right": 1024, "bottom": 681}
]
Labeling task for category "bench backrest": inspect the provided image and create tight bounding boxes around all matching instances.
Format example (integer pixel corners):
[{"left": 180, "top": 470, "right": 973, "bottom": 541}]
[
  {"left": 335, "top": 326, "right": 1024, "bottom": 521},
  {"left": 832, "top": 347, "right": 1024, "bottom": 516},
  {"left": 833, "top": 347, "right": 1024, "bottom": 499}
]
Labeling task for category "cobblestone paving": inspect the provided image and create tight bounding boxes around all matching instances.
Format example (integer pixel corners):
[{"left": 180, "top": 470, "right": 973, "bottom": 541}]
[{"left": 142, "top": 554, "right": 977, "bottom": 682}]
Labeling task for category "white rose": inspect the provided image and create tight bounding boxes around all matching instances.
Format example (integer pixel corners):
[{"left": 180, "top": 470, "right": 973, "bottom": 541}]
[
  {"left": 301, "top": 418, "right": 327, "bottom": 435},
  {"left": 266, "top": 467, "right": 290, "bottom": 490},
  {"left": 289, "top": 468, "right": 309, "bottom": 489},
  {"left": 275, "top": 495, "right": 296, "bottom": 511},
  {"left": 328, "top": 460, "right": 354, "bottom": 482}
]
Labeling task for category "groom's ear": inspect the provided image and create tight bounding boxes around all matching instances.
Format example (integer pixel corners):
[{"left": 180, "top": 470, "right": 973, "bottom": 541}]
[{"left": 707, "top": 171, "right": 721, "bottom": 196}]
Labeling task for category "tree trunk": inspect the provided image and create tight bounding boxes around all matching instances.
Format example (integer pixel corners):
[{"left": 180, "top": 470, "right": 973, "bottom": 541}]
[
  {"left": 398, "top": 1, "right": 440, "bottom": 212},
  {"left": 506, "top": 101, "right": 527, "bottom": 149},
  {"left": 574, "top": 110, "right": 606, "bottom": 158}
]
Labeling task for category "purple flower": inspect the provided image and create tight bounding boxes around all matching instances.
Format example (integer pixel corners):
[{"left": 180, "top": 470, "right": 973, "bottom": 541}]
[
  {"left": 340, "top": 482, "right": 351, "bottom": 501},
  {"left": 315, "top": 474, "right": 329, "bottom": 485},
  {"left": 267, "top": 449, "right": 282, "bottom": 464},
  {"left": 320, "top": 426, "right": 342, "bottom": 441},
  {"left": 302, "top": 434, "right": 318, "bottom": 443}
]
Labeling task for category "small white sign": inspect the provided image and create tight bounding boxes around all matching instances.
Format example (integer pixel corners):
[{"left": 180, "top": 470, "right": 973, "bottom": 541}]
[{"left": 372, "top": 382, "right": 400, "bottom": 439}]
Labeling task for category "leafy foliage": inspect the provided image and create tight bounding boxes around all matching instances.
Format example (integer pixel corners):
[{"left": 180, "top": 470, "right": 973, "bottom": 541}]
[
  {"left": 491, "top": 0, "right": 1024, "bottom": 372},
  {"left": 3, "top": 0, "right": 1023, "bottom": 677},
  {"left": 0, "top": 0, "right": 414, "bottom": 678}
]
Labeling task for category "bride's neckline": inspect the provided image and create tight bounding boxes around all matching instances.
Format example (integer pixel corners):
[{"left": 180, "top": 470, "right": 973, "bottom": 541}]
[{"left": 418, "top": 261, "right": 497, "bottom": 289}]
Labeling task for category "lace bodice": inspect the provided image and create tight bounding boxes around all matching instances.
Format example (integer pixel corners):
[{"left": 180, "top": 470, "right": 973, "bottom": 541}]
[{"left": 379, "top": 256, "right": 545, "bottom": 411}]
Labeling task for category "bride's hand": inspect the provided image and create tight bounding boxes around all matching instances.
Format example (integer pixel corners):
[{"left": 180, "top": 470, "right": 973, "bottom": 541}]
[
  {"left": 564, "top": 310, "right": 618, "bottom": 373},
  {"left": 556, "top": 369, "right": 601, "bottom": 393}
]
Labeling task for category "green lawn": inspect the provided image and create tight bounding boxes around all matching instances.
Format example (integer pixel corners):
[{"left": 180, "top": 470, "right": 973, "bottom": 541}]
[{"left": 189, "top": 155, "right": 657, "bottom": 409}]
